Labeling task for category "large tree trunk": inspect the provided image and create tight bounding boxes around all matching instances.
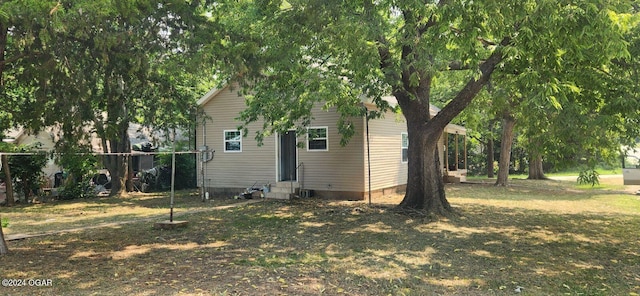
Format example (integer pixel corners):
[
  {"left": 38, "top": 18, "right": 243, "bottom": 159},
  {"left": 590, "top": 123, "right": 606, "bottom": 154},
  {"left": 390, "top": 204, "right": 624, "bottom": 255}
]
[
  {"left": 101, "top": 92, "right": 131, "bottom": 196},
  {"left": 387, "top": 35, "right": 508, "bottom": 214},
  {"left": 398, "top": 111, "right": 451, "bottom": 215},
  {"left": 528, "top": 153, "right": 547, "bottom": 179},
  {"left": 495, "top": 115, "right": 516, "bottom": 186},
  {"left": 1, "top": 154, "right": 14, "bottom": 206},
  {"left": 104, "top": 127, "right": 130, "bottom": 196},
  {"left": 0, "top": 217, "right": 8, "bottom": 255},
  {"left": 487, "top": 138, "right": 495, "bottom": 178}
]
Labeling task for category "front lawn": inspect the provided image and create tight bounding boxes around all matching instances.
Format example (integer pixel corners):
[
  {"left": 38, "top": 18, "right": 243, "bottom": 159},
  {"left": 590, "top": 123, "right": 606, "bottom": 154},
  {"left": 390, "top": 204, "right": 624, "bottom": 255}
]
[{"left": 2, "top": 179, "right": 639, "bottom": 295}]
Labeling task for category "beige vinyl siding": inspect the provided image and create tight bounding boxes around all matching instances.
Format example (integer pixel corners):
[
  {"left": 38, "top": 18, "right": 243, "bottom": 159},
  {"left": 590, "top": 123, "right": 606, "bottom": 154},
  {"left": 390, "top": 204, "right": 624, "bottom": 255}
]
[
  {"left": 364, "top": 111, "right": 408, "bottom": 191},
  {"left": 196, "top": 86, "right": 463, "bottom": 196},
  {"left": 197, "top": 87, "right": 276, "bottom": 189},
  {"left": 297, "top": 107, "right": 365, "bottom": 193},
  {"left": 197, "top": 88, "right": 366, "bottom": 192}
]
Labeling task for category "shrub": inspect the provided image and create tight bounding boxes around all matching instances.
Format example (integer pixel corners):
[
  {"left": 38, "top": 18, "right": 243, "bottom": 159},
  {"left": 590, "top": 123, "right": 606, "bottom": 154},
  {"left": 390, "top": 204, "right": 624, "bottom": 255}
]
[
  {"left": 55, "top": 149, "right": 99, "bottom": 200},
  {"left": 156, "top": 141, "right": 196, "bottom": 190},
  {"left": 577, "top": 169, "right": 600, "bottom": 187},
  {"left": 7, "top": 145, "right": 48, "bottom": 201}
]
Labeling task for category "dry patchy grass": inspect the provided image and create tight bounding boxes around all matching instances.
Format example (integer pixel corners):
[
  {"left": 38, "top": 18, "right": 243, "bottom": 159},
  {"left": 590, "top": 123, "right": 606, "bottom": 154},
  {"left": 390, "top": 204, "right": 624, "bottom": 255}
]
[{"left": 1, "top": 179, "right": 640, "bottom": 295}]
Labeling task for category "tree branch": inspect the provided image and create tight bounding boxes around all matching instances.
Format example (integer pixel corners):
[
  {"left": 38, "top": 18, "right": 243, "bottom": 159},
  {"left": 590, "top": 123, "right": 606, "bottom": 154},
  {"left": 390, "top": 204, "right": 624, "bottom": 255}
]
[
  {"left": 431, "top": 37, "right": 511, "bottom": 130},
  {"left": 0, "top": 52, "right": 34, "bottom": 67},
  {"left": 377, "top": 36, "right": 399, "bottom": 82},
  {"left": 418, "top": 0, "right": 451, "bottom": 35}
]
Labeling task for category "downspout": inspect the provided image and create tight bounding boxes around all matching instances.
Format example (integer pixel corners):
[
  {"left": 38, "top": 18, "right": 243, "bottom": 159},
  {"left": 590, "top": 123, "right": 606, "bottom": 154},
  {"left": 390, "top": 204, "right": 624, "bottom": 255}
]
[
  {"left": 363, "top": 104, "right": 372, "bottom": 206},
  {"left": 200, "top": 114, "right": 207, "bottom": 201}
]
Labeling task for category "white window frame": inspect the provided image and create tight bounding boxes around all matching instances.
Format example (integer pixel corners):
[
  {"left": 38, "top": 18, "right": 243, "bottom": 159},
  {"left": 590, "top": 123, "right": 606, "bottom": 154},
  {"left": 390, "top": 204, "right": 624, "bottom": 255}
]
[
  {"left": 223, "top": 130, "right": 242, "bottom": 152},
  {"left": 401, "top": 132, "right": 408, "bottom": 163},
  {"left": 307, "top": 127, "right": 329, "bottom": 151}
]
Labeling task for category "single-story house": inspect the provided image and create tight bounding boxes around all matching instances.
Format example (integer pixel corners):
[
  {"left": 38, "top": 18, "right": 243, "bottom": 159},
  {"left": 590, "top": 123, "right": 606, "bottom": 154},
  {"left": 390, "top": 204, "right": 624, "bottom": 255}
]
[
  {"left": 196, "top": 85, "right": 467, "bottom": 200},
  {"left": 3, "top": 127, "right": 62, "bottom": 180}
]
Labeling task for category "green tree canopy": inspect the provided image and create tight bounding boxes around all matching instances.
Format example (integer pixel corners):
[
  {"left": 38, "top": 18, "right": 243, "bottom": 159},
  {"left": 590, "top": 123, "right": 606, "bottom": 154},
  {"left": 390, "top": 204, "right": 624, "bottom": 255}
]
[
  {"left": 209, "top": 0, "right": 633, "bottom": 214},
  {"left": 1, "top": 1, "right": 210, "bottom": 195}
]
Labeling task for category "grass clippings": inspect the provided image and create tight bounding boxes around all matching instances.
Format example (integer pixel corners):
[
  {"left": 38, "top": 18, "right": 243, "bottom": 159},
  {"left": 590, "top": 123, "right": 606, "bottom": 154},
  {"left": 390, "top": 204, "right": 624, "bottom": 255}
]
[{"left": 2, "top": 179, "right": 640, "bottom": 295}]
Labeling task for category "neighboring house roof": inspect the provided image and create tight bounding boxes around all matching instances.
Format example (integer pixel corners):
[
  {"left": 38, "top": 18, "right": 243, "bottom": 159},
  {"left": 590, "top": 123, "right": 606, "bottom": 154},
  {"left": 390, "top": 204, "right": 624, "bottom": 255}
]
[
  {"left": 2, "top": 124, "right": 187, "bottom": 151},
  {"left": 2, "top": 128, "right": 26, "bottom": 144}
]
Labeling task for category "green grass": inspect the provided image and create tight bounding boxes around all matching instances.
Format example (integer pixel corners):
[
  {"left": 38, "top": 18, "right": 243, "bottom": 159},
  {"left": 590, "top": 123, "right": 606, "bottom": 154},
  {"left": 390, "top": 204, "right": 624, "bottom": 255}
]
[
  {"left": 468, "top": 166, "right": 623, "bottom": 179},
  {"left": 547, "top": 167, "right": 622, "bottom": 176}
]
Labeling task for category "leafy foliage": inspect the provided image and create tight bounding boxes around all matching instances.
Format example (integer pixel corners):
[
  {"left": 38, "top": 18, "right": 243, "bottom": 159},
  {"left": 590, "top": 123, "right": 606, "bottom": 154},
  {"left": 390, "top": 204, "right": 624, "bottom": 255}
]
[
  {"left": 1, "top": 1, "right": 209, "bottom": 195},
  {"left": 209, "top": 0, "right": 634, "bottom": 211},
  {"left": 55, "top": 148, "right": 98, "bottom": 200},
  {"left": 577, "top": 168, "right": 601, "bottom": 187},
  {"left": 156, "top": 141, "right": 197, "bottom": 191},
  {"left": 436, "top": 3, "right": 640, "bottom": 179},
  {"left": 4, "top": 145, "right": 47, "bottom": 201}
]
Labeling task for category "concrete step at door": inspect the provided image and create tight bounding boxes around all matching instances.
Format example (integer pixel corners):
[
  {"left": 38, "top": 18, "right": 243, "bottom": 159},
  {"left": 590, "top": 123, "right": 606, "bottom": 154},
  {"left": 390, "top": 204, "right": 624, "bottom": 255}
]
[{"left": 264, "top": 191, "right": 293, "bottom": 199}]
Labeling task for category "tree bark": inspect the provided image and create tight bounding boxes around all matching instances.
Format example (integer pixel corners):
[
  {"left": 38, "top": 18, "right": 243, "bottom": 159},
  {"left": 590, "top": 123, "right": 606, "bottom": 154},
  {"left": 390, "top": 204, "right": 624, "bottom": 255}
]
[
  {"left": 392, "top": 40, "right": 508, "bottom": 213},
  {"left": 0, "top": 217, "right": 8, "bottom": 255},
  {"left": 528, "top": 153, "right": 547, "bottom": 179},
  {"left": 495, "top": 115, "right": 516, "bottom": 186},
  {"left": 398, "top": 105, "right": 451, "bottom": 215},
  {"left": 104, "top": 127, "right": 130, "bottom": 196},
  {"left": 1, "top": 154, "right": 14, "bottom": 206},
  {"left": 101, "top": 92, "right": 131, "bottom": 196},
  {"left": 487, "top": 138, "right": 495, "bottom": 178}
]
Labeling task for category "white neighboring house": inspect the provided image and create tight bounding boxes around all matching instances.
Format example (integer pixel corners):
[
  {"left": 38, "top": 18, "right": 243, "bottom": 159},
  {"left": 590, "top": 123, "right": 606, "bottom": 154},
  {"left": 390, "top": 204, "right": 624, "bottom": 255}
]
[
  {"left": 1, "top": 124, "right": 181, "bottom": 188},
  {"left": 3, "top": 127, "right": 62, "bottom": 181}
]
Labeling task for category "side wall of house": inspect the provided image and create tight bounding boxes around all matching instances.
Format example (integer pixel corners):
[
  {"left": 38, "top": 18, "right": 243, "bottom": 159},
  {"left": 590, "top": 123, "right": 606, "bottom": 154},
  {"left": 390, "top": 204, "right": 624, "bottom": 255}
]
[
  {"left": 197, "top": 88, "right": 276, "bottom": 193},
  {"left": 297, "top": 107, "right": 365, "bottom": 198},
  {"left": 364, "top": 110, "right": 409, "bottom": 196}
]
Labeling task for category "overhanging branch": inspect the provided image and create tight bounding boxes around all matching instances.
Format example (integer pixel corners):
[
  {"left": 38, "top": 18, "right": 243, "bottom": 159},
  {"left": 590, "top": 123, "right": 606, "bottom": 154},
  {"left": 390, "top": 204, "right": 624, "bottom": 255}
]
[
  {"left": 431, "top": 37, "right": 511, "bottom": 130},
  {"left": 0, "top": 52, "right": 35, "bottom": 67}
]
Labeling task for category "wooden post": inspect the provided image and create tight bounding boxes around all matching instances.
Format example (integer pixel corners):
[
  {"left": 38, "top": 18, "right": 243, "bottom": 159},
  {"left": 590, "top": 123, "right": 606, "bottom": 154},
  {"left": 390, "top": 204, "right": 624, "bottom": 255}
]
[
  {"left": 1, "top": 154, "right": 14, "bottom": 206},
  {"left": 444, "top": 133, "right": 448, "bottom": 173},
  {"left": 455, "top": 133, "right": 459, "bottom": 170},
  {"left": 0, "top": 216, "right": 8, "bottom": 255},
  {"left": 464, "top": 135, "right": 468, "bottom": 170}
]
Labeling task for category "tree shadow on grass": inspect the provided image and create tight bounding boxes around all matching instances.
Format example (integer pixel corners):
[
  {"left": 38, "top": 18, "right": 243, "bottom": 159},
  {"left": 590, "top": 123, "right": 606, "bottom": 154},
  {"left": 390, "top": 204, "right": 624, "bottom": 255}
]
[
  {"left": 2, "top": 190, "right": 249, "bottom": 236},
  {"left": 2, "top": 199, "right": 640, "bottom": 295}
]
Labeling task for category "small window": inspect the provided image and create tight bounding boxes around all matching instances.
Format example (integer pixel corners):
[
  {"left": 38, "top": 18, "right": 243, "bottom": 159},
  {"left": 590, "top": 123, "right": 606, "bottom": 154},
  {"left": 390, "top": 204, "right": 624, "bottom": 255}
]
[
  {"left": 307, "top": 127, "right": 328, "bottom": 151},
  {"left": 401, "top": 132, "right": 408, "bottom": 163},
  {"left": 224, "top": 130, "right": 242, "bottom": 152}
]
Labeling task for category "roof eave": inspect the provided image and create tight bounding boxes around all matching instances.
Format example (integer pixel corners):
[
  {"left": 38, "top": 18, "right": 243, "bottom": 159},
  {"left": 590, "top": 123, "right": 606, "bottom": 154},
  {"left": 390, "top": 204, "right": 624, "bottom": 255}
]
[{"left": 197, "top": 88, "right": 224, "bottom": 106}]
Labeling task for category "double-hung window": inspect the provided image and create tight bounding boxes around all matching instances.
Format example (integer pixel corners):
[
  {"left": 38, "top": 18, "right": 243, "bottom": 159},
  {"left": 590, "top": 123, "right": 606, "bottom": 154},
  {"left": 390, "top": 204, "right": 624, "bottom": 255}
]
[
  {"left": 401, "top": 132, "right": 408, "bottom": 163},
  {"left": 224, "top": 130, "right": 242, "bottom": 152},
  {"left": 307, "top": 127, "right": 328, "bottom": 151}
]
